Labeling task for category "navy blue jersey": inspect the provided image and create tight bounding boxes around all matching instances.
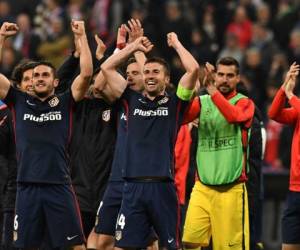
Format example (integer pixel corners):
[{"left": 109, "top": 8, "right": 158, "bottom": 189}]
[
  {"left": 4, "top": 87, "right": 74, "bottom": 184},
  {"left": 109, "top": 104, "right": 127, "bottom": 182},
  {"left": 121, "top": 88, "right": 190, "bottom": 180}
]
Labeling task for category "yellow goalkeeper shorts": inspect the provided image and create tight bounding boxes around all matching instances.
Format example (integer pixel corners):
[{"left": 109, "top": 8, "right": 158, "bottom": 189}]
[{"left": 182, "top": 181, "right": 249, "bottom": 250}]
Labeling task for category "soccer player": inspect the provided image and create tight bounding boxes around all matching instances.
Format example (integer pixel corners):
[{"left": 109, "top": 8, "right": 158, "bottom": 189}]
[
  {"left": 91, "top": 20, "right": 154, "bottom": 250},
  {"left": 182, "top": 57, "right": 255, "bottom": 250},
  {"left": 0, "top": 60, "right": 39, "bottom": 250},
  {"left": 268, "top": 62, "right": 300, "bottom": 250},
  {"left": 0, "top": 20, "right": 92, "bottom": 250},
  {"left": 11, "top": 60, "right": 38, "bottom": 94},
  {"left": 101, "top": 32, "right": 199, "bottom": 249}
]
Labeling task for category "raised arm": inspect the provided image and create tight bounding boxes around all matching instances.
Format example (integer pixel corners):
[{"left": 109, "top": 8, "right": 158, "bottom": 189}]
[
  {"left": 56, "top": 54, "right": 80, "bottom": 93},
  {"left": 93, "top": 25, "right": 126, "bottom": 101},
  {"left": 0, "top": 22, "right": 18, "bottom": 99},
  {"left": 167, "top": 32, "right": 199, "bottom": 93},
  {"left": 126, "top": 19, "right": 147, "bottom": 70},
  {"left": 101, "top": 36, "right": 153, "bottom": 98},
  {"left": 284, "top": 62, "right": 300, "bottom": 100},
  {"left": 268, "top": 63, "right": 299, "bottom": 124},
  {"left": 70, "top": 20, "right": 93, "bottom": 102}
]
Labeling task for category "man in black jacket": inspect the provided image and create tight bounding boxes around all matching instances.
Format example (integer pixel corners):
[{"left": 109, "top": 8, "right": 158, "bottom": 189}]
[{"left": 56, "top": 34, "right": 117, "bottom": 241}]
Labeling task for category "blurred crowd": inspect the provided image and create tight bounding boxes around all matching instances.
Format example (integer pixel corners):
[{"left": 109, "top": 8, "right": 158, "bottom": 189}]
[{"left": 1, "top": 0, "right": 300, "bottom": 170}]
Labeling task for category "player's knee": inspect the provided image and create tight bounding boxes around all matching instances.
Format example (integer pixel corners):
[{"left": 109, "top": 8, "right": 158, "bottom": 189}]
[
  {"left": 147, "top": 239, "right": 159, "bottom": 250},
  {"left": 72, "top": 244, "right": 86, "bottom": 250},
  {"left": 96, "top": 235, "right": 114, "bottom": 250},
  {"left": 182, "top": 242, "right": 201, "bottom": 249}
]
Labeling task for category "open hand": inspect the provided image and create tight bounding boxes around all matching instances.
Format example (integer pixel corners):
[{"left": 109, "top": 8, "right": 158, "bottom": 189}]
[{"left": 126, "top": 19, "right": 144, "bottom": 43}]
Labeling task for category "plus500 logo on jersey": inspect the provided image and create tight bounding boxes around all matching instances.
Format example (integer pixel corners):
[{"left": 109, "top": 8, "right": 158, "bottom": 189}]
[
  {"left": 23, "top": 111, "right": 62, "bottom": 122},
  {"left": 133, "top": 107, "right": 168, "bottom": 117}
]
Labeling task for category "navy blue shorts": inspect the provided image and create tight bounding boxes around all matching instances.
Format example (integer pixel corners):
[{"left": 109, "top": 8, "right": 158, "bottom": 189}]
[
  {"left": 114, "top": 181, "right": 180, "bottom": 249},
  {"left": 282, "top": 191, "right": 300, "bottom": 244},
  {"left": 13, "top": 183, "right": 85, "bottom": 248},
  {"left": 94, "top": 181, "right": 124, "bottom": 235},
  {"left": 2, "top": 211, "right": 14, "bottom": 249}
]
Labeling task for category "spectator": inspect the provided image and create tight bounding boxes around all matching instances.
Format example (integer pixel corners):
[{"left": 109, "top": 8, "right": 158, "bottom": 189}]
[
  {"left": 226, "top": 5, "right": 253, "bottom": 49},
  {"left": 218, "top": 32, "right": 244, "bottom": 65},
  {"left": 37, "top": 17, "right": 72, "bottom": 68},
  {"left": 13, "top": 13, "right": 41, "bottom": 60}
]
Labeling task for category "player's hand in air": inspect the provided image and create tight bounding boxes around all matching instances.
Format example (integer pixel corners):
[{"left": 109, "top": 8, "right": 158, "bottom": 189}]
[
  {"left": 95, "top": 34, "right": 106, "bottom": 60},
  {"left": 132, "top": 36, "right": 153, "bottom": 54},
  {"left": 0, "top": 22, "right": 19, "bottom": 38},
  {"left": 71, "top": 20, "right": 86, "bottom": 37},
  {"left": 126, "top": 19, "right": 144, "bottom": 43}
]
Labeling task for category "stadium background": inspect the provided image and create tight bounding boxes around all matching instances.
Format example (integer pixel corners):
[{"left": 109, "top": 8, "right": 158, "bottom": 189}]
[{"left": 1, "top": 0, "right": 300, "bottom": 249}]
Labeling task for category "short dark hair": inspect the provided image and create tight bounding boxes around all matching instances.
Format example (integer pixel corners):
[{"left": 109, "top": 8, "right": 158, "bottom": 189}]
[
  {"left": 145, "top": 57, "right": 170, "bottom": 76},
  {"left": 216, "top": 57, "right": 240, "bottom": 74},
  {"left": 11, "top": 60, "right": 38, "bottom": 85},
  {"left": 126, "top": 57, "right": 137, "bottom": 68},
  {"left": 34, "top": 61, "right": 57, "bottom": 77}
]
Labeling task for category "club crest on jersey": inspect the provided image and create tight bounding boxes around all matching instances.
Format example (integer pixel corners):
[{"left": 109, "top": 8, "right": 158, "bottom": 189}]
[
  {"left": 158, "top": 96, "right": 169, "bottom": 105},
  {"left": 102, "top": 110, "right": 111, "bottom": 122},
  {"left": 48, "top": 97, "right": 59, "bottom": 107},
  {"left": 115, "top": 231, "right": 122, "bottom": 241}
]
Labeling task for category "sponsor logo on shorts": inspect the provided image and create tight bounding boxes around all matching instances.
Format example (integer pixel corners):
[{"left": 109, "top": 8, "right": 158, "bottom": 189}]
[
  {"left": 67, "top": 235, "right": 78, "bottom": 241},
  {"left": 168, "top": 238, "right": 174, "bottom": 244},
  {"left": 115, "top": 230, "right": 122, "bottom": 241}
]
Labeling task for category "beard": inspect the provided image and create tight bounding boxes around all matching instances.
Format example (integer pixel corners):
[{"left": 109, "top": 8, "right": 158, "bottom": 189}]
[
  {"left": 34, "top": 90, "right": 50, "bottom": 98},
  {"left": 218, "top": 84, "right": 233, "bottom": 94},
  {"left": 34, "top": 87, "right": 53, "bottom": 98},
  {"left": 145, "top": 84, "right": 165, "bottom": 97}
]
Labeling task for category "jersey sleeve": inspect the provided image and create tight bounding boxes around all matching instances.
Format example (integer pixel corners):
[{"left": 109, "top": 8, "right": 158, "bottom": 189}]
[
  {"left": 3, "top": 86, "right": 23, "bottom": 106},
  {"left": 182, "top": 97, "right": 200, "bottom": 124},
  {"left": 211, "top": 91, "right": 255, "bottom": 127}
]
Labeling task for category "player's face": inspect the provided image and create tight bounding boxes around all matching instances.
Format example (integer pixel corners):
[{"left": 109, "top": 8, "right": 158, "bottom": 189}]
[
  {"left": 126, "top": 62, "right": 144, "bottom": 92},
  {"left": 19, "top": 69, "right": 34, "bottom": 94},
  {"left": 32, "top": 65, "right": 58, "bottom": 98},
  {"left": 215, "top": 64, "right": 240, "bottom": 94},
  {"left": 143, "top": 62, "right": 168, "bottom": 97}
]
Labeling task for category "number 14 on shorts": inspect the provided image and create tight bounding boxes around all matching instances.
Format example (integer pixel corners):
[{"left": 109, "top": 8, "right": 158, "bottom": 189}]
[{"left": 116, "top": 213, "right": 126, "bottom": 229}]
